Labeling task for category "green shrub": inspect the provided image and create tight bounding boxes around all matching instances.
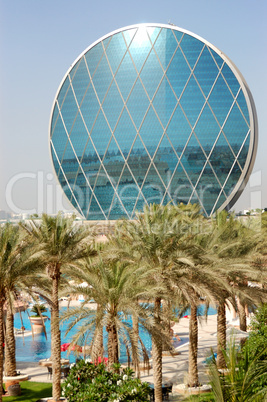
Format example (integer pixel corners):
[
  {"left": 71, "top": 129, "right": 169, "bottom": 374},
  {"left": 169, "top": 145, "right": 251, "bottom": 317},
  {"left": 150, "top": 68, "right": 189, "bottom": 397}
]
[
  {"left": 241, "top": 303, "right": 267, "bottom": 395},
  {"left": 207, "top": 304, "right": 267, "bottom": 401},
  {"left": 30, "top": 304, "right": 47, "bottom": 317},
  {"left": 62, "top": 359, "right": 150, "bottom": 401}
]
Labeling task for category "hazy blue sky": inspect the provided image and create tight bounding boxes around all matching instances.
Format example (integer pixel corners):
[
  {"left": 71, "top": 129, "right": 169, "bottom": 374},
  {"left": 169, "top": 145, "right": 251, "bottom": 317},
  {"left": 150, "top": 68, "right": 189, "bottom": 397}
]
[{"left": 1, "top": 0, "right": 266, "bottom": 216}]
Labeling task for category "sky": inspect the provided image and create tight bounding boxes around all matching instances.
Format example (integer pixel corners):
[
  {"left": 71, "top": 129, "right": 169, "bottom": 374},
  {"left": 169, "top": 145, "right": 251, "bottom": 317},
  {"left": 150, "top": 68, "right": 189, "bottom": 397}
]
[{"left": 0, "top": 0, "right": 266, "bottom": 216}]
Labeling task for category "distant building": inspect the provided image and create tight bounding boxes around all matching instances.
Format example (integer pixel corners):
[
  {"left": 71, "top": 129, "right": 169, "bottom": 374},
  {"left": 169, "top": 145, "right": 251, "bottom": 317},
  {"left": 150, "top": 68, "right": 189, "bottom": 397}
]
[
  {"left": 243, "top": 209, "right": 263, "bottom": 216},
  {"left": 0, "top": 210, "right": 12, "bottom": 220},
  {"left": 49, "top": 23, "right": 258, "bottom": 220}
]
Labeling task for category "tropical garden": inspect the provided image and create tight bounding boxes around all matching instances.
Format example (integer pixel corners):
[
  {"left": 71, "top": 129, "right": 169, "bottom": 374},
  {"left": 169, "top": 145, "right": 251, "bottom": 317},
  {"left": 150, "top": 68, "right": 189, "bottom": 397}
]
[{"left": 0, "top": 205, "right": 266, "bottom": 402}]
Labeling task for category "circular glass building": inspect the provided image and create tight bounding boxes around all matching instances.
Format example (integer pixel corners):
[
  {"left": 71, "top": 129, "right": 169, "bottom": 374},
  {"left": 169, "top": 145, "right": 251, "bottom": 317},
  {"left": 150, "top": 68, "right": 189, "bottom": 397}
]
[{"left": 49, "top": 23, "right": 257, "bottom": 220}]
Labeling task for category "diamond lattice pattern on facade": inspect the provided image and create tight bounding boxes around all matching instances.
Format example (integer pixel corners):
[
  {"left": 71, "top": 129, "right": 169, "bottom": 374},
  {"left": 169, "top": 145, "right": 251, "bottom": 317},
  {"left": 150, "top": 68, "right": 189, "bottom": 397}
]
[{"left": 50, "top": 25, "right": 254, "bottom": 220}]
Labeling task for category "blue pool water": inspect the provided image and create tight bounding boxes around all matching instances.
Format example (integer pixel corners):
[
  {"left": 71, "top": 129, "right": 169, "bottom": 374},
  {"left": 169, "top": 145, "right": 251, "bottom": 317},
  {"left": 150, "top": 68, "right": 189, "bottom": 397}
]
[{"left": 14, "top": 305, "right": 217, "bottom": 363}]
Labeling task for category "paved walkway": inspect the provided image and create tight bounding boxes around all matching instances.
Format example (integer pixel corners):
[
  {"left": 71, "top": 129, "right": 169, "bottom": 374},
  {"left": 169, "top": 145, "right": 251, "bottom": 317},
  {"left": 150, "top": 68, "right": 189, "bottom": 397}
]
[{"left": 140, "top": 315, "right": 218, "bottom": 392}]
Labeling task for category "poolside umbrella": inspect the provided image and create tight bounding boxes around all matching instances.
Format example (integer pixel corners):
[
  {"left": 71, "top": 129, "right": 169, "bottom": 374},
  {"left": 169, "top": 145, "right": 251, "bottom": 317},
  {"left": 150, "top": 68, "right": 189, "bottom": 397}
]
[
  {"left": 61, "top": 342, "right": 82, "bottom": 352},
  {"left": 61, "top": 343, "right": 70, "bottom": 352},
  {"left": 95, "top": 356, "right": 108, "bottom": 365},
  {"left": 226, "top": 327, "right": 249, "bottom": 339},
  {"left": 79, "top": 282, "right": 88, "bottom": 288}
]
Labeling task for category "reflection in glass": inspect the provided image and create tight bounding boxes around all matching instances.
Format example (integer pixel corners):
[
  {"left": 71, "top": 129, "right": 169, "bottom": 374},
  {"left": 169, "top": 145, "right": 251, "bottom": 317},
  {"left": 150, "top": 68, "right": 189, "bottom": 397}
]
[{"left": 50, "top": 25, "right": 256, "bottom": 219}]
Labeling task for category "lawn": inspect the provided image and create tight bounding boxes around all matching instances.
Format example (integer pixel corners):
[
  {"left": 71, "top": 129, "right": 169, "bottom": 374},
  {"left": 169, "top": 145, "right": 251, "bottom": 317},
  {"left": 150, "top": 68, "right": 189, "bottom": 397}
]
[
  {"left": 2, "top": 381, "right": 216, "bottom": 401},
  {"left": 3, "top": 381, "right": 52, "bottom": 402}
]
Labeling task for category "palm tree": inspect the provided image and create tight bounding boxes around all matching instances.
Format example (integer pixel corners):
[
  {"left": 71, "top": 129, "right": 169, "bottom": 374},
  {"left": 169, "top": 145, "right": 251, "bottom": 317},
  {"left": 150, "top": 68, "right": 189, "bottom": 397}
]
[
  {"left": 0, "top": 223, "right": 40, "bottom": 402},
  {"left": 4, "top": 299, "right": 17, "bottom": 377},
  {"left": 169, "top": 205, "right": 229, "bottom": 387},
  {"left": 169, "top": 253, "right": 227, "bottom": 387},
  {"left": 107, "top": 204, "right": 186, "bottom": 401},
  {"left": 30, "top": 303, "right": 48, "bottom": 317},
  {"left": 61, "top": 258, "right": 164, "bottom": 372},
  {"left": 251, "top": 214, "right": 267, "bottom": 291},
  {"left": 20, "top": 213, "right": 94, "bottom": 401},
  {"left": 207, "top": 211, "right": 265, "bottom": 368},
  {"left": 108, "top": 203, "right": 223, "bottom": 399}
]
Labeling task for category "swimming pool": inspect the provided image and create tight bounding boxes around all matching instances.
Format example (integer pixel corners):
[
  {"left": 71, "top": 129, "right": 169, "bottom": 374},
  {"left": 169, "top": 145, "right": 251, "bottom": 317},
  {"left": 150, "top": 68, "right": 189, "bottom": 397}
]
[
  {"left": 14, "top": 304, "right": 217, "bottom": 362},
  {"left": 14, "top": 307, "right": 151, "bottom": 363}
]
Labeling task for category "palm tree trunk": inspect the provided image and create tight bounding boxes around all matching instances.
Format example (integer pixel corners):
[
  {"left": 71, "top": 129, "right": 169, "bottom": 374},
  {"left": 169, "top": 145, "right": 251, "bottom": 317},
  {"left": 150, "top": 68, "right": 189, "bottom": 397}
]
[
  {"left": 132, "top": 314, "right": 140, "bottom": 377},
  {"left": 217, "top": 300, "right": 226, "bottom": 369},
  {"left": 162, "top": 299, "right": 171, "bottom": 352},
  {"left": 107, "top": 321, "right": 119, "bottom": 370},
  {"left": 188, "top": 303, "right": 199, "bottom": 387},
  {"left": 152, "top": 297, "right": 162, "bottom": 402},
  {"left": 92, "top": 305, "right": 103, "bottom": 364},
  {"left": 238, "top": 300, "right": 247, "bottom": 348},
  {"left": 238, "top": 301, "right": 247, "bottom": 332},
  {"left": 51, "top": 270, "right": 61, "bottom": 402},
  {"left": 0, "top": 302, "right": 4, "bottom": 402},
  {"left": 4, "top": 300, "right": 16, "bottom": 376},
  {"left": 95, "top": 326, "right": 103, "bottom": 361},
  {"left": 96, "top": 304, "right": 103, "bottom": 361}
]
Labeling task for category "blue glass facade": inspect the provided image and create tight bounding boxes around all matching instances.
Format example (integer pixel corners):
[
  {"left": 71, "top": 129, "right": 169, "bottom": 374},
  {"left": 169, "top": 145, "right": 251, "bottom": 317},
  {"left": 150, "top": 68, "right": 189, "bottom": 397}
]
[{"left": 50, "top": 24, "right": 257, "bottom": 219}]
